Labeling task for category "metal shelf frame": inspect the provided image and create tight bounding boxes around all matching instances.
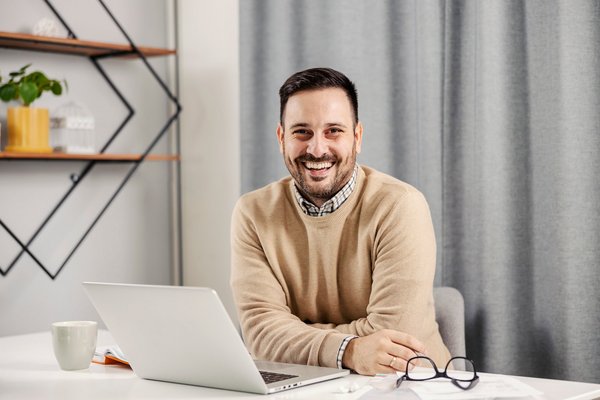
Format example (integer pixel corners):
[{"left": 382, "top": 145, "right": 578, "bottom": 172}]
[{"left": 0, "top": 0, "right": 182, "bottom": 279}]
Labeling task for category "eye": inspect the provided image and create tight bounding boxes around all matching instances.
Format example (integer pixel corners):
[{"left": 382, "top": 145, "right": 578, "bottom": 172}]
[
  {"left": 293, "top": 129, "right": 312, "bottom": 139},
  {"left": 327, "top": 127, "right": 343, "bottom": 136}
]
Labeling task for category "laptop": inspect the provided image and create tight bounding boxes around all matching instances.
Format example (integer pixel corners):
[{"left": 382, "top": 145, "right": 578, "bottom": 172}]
[{"left": 83, "top": 282, "right": 349, "bottom": 394}]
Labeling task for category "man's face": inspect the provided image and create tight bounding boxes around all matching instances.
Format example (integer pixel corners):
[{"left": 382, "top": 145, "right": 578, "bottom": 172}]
[{"left": 277, "top": 88, "right": 363, "bottom": 207}]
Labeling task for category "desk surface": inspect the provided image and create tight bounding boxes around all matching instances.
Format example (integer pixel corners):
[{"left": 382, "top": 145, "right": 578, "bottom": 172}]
[{"left": 1, "top": 330, "right": 599, "bottom": 400}]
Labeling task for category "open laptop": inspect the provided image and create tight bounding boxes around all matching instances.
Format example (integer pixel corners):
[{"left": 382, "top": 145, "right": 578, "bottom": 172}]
[{"left": 83, "top": 282, "right": 349, "bottom": 394}]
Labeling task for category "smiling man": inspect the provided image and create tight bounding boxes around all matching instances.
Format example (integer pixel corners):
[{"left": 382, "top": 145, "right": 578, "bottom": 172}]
[
  {"left": 231, "top": 68, "right": 451, "bottom": 376},
  {"left": 277, "top": 87, "right": 360, "bottom": 210}
]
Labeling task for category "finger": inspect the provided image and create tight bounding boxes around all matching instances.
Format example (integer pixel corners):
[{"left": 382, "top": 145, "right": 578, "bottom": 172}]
[
  {"left": 387, "top": 349, "right": 430, "bottom": 373},
  {"left": 358, "top": 356, "right": 396, "bottom": 376},
  {"left": 376, "top": 358, "right": 401, "bottom": 374},
  {"left": 390, "top": 343, "right": 420, "bottom": 362},
  {"left": 380, "top": 352, "right": 409, "bottom": 373},
  {"left": 378, "top": 365, "right": 398, "bottom": 374},
  {"left": 392, "top": 355, "right": 415, "bottom": 372},
  {"left": 406, "top": 356, "right": 422, "bottom": 370},
  {"left": 383, "top": 342, "right": 422, "bottom": 368},
  {"left": 378, "top": 352, "right": 398, "bottom": 369},
  {"left": 388, "top": 331, "right": 426, "bottom": 354}
]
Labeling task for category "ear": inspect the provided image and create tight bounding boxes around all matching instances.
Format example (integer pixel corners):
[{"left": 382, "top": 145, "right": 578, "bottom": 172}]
[
  {"left": 276, "top": 123, "right": 285, "bottom": 154},
  {"left": 354, "top": 121, "right": 363, "bottom": 154}
]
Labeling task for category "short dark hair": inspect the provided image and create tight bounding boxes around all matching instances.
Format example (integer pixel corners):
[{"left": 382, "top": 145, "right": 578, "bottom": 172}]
[{"left": 279, "top": 67, "right": 358, "bottom": 126}]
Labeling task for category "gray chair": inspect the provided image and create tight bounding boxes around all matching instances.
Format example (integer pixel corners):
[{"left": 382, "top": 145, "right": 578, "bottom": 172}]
[{"left": 433, "top": 286, "right": 466, "bottom": 368}]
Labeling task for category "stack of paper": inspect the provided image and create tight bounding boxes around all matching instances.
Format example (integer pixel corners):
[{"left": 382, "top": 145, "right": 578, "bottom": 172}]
[{"left": 93, "top": 345, "right": 130, "bottom": 367}]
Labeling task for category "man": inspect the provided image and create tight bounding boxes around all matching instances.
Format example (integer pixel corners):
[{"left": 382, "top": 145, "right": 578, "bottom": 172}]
[{"left": 231, "top": 67, "right": 451, "bottom": 376}]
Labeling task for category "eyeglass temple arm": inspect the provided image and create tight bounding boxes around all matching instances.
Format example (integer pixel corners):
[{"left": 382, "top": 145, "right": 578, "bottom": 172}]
[{"left": 451, "top": 376, "right": 479, "bottom": 390}]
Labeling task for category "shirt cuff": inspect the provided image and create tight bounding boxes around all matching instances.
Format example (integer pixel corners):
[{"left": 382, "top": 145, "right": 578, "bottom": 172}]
[{"left": 336, "top": 335, "right": 358, "bottom": 369}]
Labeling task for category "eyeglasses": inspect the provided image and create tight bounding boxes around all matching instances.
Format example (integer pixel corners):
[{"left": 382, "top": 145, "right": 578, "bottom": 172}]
[{"left": 395, "top": 356, "right": 479, "bottom": 391}]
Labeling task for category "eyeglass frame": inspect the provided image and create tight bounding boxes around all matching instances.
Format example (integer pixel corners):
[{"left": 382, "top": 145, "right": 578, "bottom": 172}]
[{"left": 395, "top": 355, "right": 480, "bottom": 391}]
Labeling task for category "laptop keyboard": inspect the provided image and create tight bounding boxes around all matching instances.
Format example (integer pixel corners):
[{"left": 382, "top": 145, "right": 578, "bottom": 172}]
[{"left": 259, "top": 370, "right": 298, "bottom": 384}]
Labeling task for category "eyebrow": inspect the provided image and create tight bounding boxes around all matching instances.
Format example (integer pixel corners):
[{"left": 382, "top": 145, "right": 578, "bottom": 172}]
[
  {"left": 288, "top": 122, "right": 349, "bottom": 129},
  {"left": 289, "top": 123, "right": 310, "bottom": 129}
]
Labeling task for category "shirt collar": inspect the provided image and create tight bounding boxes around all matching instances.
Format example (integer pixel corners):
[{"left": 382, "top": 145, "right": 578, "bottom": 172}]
[{"left": 294, "top": 164, "right": 358, "bottom": 217}]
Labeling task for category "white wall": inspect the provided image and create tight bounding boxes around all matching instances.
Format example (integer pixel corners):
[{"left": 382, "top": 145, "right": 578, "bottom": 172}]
[
  {"left": 177, "top": 0, "right": 241, "bottom": 322},
  {"left": 0, "top": 0, "right": 176, "bottom": 336}
]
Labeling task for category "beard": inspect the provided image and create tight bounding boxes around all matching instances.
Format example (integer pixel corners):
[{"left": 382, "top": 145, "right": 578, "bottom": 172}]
[{"left": 283, "top": 142, "right": 357, "bottom": 205}]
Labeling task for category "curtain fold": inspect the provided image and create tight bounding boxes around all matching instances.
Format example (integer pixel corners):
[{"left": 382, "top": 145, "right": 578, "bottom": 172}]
[{"left": 240, "top": 0, "right": 600, "bottom": 382}]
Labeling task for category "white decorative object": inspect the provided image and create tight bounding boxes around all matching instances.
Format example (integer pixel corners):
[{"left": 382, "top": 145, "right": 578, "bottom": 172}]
[
  {"left": 51, "top": 102, "right": 95, "bottom": 154},
  {"left": 32, "top": 17, "right": 64, "bottom": 38}
]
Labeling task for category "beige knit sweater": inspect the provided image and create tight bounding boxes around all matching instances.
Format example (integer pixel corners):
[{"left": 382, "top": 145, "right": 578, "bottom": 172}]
[{"left": 230, "top": 165, "right": 451, "bottom": 369}]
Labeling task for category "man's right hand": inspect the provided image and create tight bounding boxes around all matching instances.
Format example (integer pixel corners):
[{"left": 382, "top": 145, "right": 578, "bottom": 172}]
[{"left": 341, "top": 329, "right": 427, "bottom": 376}]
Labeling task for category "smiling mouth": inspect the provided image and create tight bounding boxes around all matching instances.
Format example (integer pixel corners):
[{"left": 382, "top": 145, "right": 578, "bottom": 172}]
[
  {"left": 300, "top": 160, "right": 334, "bottom": 179},
  {"left": 303, "top": 161, "right": 334, "bottom": 170}
]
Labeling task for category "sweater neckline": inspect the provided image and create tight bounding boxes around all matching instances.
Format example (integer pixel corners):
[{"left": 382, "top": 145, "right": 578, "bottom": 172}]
[{"left": 287, "top": 166, "right": 366, "bottom": 224}]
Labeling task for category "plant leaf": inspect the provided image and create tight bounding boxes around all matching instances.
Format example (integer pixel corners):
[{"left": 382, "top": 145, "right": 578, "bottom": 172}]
[
  {"left": 0, "top": 84, "right": 17, "bottom": 102},
  {"left": 19, "top": 81, "right": 39, "bottom": 106},
  {"left": 0, "top": 64, "right": 64, "bottom": 105},
  {"left": 28, "top": 71, "right": 50, "bottom": 87},
  {"left": 50, "top": 81, "right": 63, "bottom": 95}
]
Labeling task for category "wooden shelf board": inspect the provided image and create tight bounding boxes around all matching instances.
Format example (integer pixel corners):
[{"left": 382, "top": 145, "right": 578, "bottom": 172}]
[
  {"left": 0, "top": 31, "right": 175, "bottom": 58},
  {"left": 0, "top": 152, "right": 179, "bottom": 161}
]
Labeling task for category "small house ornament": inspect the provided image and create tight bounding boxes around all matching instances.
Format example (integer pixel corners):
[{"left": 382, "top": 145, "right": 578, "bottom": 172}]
[{"left": 51, "top": 101, "right": 95, "bottom": 154}]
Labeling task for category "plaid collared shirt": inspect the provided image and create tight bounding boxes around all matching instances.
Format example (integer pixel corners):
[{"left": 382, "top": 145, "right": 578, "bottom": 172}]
[
  {"left": 294, "top": 164, "right": 358, "bottom": 217},
  {"left": 293, "top": 164, "right": 359, "bottom": 368}
]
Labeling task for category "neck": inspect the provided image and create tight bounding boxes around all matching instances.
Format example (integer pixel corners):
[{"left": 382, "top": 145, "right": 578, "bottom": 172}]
[{"left": 297, "top": 188, "right": 328, "bottom": 208}]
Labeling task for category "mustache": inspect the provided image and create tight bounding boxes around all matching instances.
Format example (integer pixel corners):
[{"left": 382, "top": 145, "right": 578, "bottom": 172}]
[{"left": 296, "top": 154, "right": 336, "bottom": 163}]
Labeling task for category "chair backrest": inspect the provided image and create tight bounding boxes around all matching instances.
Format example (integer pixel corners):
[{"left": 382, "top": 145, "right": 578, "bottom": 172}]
[{"left": 433, "top": 286, "right": 466, "bottom": 362}]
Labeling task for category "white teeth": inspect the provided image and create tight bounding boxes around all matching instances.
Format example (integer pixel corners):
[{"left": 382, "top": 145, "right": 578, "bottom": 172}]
[{"left": 305, "top": 161, "right": 333, "bottom": 170}]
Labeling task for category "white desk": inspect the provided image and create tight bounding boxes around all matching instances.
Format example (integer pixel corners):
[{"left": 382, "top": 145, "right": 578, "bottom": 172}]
[{"left": 1, "top": 330, "right": 599, "bottom": 400}]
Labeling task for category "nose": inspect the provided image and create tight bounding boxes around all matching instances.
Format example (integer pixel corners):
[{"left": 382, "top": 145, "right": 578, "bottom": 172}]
[{"left": 306, "top": 134, "right": 328, "bottom": 158}]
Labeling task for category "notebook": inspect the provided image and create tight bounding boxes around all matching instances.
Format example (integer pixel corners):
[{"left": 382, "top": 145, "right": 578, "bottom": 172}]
[{"left": 82, "top": 282, "right": 349, "bottom": 394}]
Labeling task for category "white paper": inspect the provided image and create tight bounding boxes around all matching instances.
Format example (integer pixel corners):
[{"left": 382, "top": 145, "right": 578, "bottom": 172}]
[
  {"left": 362, "top": 372, "right": 544, "bottom": 400},
  {"left": 94, "top": 345, "right": 128, "bottom": 363}
]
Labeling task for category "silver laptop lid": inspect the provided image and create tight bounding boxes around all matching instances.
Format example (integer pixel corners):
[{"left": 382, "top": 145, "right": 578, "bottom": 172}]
[{"left": 83, "top": 282, "right": 268, "bottom": 394}]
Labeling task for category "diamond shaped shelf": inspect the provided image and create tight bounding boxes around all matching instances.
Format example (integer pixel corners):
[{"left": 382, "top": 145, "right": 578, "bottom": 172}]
[
  {"left": 0, "top": 31, "right": 175, "bottom": 58},
  {"left": 0, "top": 0, "right": 181, "bottom": 279}
]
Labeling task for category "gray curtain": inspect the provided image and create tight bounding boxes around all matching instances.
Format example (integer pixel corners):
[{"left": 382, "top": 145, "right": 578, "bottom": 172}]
[{"left": 240, "top": 0, "right": 600, "bottom": 382}]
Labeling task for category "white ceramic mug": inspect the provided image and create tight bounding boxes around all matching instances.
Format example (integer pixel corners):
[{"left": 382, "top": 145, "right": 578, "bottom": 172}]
[{"left": 51, "top": 321, "right": 98, "bottom": 371}]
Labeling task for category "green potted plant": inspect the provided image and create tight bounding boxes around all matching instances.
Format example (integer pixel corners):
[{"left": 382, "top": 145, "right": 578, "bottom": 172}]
[{"left": 0, "top": 64, "right": 66, "bottom": 153}]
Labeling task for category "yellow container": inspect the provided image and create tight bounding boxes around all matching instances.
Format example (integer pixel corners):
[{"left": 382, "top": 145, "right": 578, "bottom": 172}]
[{"left": 6, "top": 106, "right": 52, "bottom": 153}]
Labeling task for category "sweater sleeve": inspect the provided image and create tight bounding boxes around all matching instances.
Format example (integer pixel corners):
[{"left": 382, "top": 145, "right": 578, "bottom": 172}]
[{"left": 230, "top": 199, "right": 348, "bottom": 368}]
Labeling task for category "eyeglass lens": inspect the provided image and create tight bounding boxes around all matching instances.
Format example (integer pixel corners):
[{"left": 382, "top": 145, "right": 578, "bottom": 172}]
[
  {"left": 406, "top": 357, "right": 437, "bottom": 380},
  {"left": 446, "top": 357, "right": 477, "bottom": 381},
  {"left": 405, "top": 356, "right": 477, "bottom": 381}
]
